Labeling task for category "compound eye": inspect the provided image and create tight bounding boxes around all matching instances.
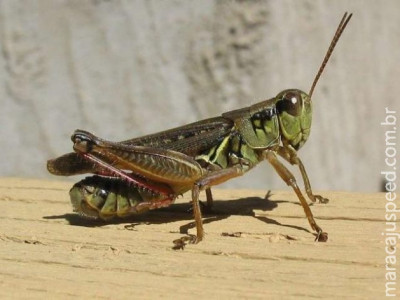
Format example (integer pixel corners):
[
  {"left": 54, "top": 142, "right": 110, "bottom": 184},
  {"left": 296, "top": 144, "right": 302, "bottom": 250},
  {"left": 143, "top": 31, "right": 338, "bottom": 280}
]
[{"left": 276, "top": 91, "right": 302, "bottom": 116}]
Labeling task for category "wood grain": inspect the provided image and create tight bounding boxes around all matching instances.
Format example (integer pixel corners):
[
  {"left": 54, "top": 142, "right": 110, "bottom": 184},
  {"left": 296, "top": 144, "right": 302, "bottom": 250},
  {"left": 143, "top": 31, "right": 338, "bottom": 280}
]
[{"left": 0, "top": 178, "right": 388, "bottom": 299}]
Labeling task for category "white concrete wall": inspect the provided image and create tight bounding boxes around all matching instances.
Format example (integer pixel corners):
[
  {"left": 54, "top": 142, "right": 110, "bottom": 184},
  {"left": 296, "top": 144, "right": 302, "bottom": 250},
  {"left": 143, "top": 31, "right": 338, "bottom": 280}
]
[{"left": 1, "top": 0, "right": 399, "bottom": 192}]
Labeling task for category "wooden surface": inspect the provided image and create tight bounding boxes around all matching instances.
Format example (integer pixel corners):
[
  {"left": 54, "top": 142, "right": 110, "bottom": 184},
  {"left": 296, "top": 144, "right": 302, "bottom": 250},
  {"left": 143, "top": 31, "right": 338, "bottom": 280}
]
[{"left": 0, "top": 178, "right": 387, "bottom": 299}]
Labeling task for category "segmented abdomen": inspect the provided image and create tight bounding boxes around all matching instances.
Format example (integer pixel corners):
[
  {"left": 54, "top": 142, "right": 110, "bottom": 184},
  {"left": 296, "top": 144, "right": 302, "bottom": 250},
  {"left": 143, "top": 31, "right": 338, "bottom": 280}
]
[{"left": 69, "top": 176, "right": 173, "bottom": 220}]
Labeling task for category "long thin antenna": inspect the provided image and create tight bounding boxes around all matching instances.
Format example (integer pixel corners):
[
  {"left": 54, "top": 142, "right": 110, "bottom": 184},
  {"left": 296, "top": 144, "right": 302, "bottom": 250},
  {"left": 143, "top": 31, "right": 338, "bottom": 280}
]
[{"left": 309, "top": 12, "right": 352, "bottom": 98}]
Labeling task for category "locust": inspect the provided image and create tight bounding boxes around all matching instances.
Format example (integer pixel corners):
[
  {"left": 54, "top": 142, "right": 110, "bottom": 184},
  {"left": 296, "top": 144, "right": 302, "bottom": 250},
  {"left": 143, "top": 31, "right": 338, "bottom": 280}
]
[{"left": 47, "top": 12, "right": 352, "bottom": 246}]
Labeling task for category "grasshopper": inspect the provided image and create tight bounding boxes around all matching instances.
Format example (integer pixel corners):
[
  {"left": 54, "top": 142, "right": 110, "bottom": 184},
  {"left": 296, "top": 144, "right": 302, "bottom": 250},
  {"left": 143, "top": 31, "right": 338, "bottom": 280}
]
[{"left": 47, "top": 13, "right": 352, "bottom": 245}]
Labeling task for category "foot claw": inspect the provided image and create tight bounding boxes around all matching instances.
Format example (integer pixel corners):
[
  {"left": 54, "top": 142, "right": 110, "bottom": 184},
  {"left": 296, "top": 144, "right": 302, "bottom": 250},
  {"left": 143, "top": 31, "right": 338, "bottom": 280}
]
[
  {"left": 315, "top": 230, "right": 328, "bottom": 242},
  {"left": 172, "top": 234, "right": 200, "bottom": 250},
  {"left": 315, "top": 195, "right": 329, "bottom": 204}
]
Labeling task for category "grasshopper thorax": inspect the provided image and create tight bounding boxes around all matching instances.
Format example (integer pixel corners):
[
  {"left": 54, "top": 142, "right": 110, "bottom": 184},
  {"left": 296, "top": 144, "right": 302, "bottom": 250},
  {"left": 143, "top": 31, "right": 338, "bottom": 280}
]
[{"left": 275, "top": 89, "right": 312, "bottom": 150}]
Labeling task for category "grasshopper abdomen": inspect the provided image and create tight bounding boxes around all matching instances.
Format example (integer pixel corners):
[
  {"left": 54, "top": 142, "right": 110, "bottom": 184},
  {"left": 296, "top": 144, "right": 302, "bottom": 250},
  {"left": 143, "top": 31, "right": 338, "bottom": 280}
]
[{"left": 70, "top": 176, "right": 175, "bottom": 220}]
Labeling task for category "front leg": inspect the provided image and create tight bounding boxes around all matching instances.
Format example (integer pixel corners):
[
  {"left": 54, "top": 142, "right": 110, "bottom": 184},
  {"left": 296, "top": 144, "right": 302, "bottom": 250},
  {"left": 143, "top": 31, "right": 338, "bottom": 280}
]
[
  {"left": 263, "top": 150, "right": 327, "bottom": 241},
  {"left": 277, "top": 145, "right": 329, "bottom": 204}
]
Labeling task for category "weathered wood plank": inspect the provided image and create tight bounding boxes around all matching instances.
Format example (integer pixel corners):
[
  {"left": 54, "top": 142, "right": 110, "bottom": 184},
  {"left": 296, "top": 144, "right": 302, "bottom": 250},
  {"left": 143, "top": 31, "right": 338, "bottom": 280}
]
[{"left": 0, "top": 178, "right": 391, "bottom": 299}]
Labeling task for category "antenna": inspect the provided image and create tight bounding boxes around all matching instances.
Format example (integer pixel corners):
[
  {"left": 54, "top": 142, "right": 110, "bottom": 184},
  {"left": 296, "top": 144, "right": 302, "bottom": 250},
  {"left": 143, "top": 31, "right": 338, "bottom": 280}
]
[{"left": 309, "top": 12, "right": 352, "bottom": 98}]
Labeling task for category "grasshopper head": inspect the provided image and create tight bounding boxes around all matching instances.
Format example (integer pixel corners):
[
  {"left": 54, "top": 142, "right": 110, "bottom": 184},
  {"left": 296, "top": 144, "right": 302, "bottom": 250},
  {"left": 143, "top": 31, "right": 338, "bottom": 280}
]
[
  {"left": 275, "top": 13, "right": 352, "bottom": 150},
  {"left": 276, "top": 89, "right": 312, "bottom": 150}
]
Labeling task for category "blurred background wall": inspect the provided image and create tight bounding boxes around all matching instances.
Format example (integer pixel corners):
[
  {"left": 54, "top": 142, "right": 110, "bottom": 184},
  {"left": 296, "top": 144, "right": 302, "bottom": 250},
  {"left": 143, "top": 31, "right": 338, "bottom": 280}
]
[{"left": 0, "top": 0, "right": 398, "bottom": 192}]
